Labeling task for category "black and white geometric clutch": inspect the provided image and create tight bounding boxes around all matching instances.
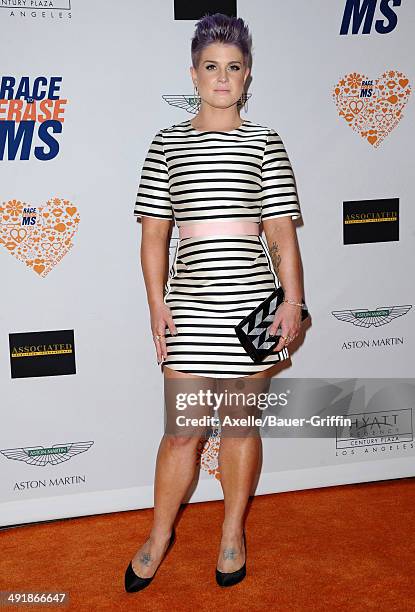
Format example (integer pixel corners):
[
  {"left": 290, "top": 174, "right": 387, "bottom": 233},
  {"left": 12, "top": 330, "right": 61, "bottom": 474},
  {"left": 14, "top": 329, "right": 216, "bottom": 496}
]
[{"left": 234, "top": 286, "right": 309, "bottom": 363}]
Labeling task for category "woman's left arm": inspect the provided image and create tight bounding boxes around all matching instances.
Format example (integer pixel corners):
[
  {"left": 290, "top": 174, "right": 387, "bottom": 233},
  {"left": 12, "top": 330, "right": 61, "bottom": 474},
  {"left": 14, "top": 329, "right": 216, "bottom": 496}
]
[{"left": 262, "top": 216, "right": 304, "bottom": 352}]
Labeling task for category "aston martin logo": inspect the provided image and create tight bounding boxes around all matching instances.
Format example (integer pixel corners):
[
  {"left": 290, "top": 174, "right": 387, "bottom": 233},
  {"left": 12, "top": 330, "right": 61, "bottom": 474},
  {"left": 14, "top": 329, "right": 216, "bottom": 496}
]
[
  {"left": 162, "top": 93, "right": 251, "bottom": 114},
  {"left": 1, "top": 441, "right": 94, "bottom": 466},
  {"left": 332, "top": 305, "right": 412, "bottom": 328},
  {"left": 162, "top": 94, "right": 200, "bottom": 114}
]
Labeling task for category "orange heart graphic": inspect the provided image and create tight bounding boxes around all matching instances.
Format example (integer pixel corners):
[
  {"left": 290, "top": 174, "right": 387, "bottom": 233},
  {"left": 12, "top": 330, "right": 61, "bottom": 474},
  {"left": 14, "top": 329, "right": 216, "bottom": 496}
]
[
  {"left": 332, "top": 70, "right": 411, "bottom": 147},
  {"left": 10, "top": 228, "right": 27, "bottom": 242},
  {"left": 0, "top": 198, "right": 80, "bottom": 277}
]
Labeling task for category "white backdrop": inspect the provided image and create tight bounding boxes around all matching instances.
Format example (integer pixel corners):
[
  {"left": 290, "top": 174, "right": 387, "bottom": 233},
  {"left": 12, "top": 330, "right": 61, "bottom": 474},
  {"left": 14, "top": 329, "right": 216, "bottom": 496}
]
[{"left": 1, "top": 0, "right": 414, "bottom": 527}]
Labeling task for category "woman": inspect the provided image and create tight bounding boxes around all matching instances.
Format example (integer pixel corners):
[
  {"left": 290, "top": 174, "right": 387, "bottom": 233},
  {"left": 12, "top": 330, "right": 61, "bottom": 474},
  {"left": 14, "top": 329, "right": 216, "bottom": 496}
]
[{"left": 125, "top": 13, "right": 305, "bottom": 591}]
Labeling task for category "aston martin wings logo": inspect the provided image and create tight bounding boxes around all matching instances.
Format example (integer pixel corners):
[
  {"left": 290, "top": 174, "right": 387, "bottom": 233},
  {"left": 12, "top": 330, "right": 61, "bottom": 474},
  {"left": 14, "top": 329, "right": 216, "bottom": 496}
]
[
  {"left": 0, "top": 441, "right": 94, "bottom": 466},
  {"left": 332, "top": 305, "right": 412, "bottom": 328},
  {"left": 162, "top": 95, "right": 200, "bottom": 113},
  {"left": 162, "top": 93, "right": 252, "bottom": 114}
]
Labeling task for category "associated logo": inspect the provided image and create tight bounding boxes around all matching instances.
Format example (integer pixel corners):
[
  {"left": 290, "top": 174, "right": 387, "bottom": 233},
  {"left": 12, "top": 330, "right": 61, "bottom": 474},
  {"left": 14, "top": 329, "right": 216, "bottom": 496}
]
[
  {"left": 1, "top": 441, "right": 94, "bottom": 466},
  {"left": 332, "top": 304, "right": 412, "bottom": 327},
  {"left": 332, "top": 70, "right": 411, "bottom": 147},
  {"left": 0, "top": 197, "right": 80, "bottom": 276},
  {"left": 9, "top": 329, "right": 76, "bottom": 378},
  {"left": 343, "top": 198, "right": 399, "bottom": 244},
  {"left": 340, "top": 0, "right": 402, "bottom": 35}
]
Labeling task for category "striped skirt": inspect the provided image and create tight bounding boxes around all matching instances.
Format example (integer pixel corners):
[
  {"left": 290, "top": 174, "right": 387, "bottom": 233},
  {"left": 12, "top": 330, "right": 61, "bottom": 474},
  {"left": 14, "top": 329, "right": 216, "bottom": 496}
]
[{"left": 162, "top": 233, "right": 290, "bottom": 378}]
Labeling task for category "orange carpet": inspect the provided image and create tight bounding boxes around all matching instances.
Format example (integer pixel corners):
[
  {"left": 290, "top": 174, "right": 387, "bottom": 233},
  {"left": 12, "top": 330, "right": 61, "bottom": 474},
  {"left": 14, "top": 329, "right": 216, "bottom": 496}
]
[{"left": 1, "top": 477, "right": 414, "bottom": 611}]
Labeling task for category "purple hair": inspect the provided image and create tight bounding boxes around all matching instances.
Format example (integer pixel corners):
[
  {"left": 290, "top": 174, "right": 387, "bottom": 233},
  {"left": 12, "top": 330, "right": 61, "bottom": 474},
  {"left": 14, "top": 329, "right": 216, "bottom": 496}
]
[{"left": 191, "top": 13, "right": 252, "bottom": 69}]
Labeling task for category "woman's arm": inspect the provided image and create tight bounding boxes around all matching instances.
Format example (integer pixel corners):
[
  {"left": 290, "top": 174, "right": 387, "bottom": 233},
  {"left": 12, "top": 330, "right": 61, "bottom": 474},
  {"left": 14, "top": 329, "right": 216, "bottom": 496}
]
[
  {"left": 262, "top": 216, "right": 305, "bottom": 351},
  {"left": 263, "top": 216, "right": 304, "bottom": 301},
  {"left": 140, "top": 216, "right": 177, "bottom": 364},
  {"left": 140, "top": 216, "right": 171, "bottom": 304}
]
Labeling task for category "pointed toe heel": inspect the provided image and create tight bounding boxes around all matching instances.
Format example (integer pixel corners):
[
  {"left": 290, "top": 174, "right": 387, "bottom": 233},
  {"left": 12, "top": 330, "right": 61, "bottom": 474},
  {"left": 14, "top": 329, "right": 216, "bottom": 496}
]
[
  {"left": 215, "top": 530, "right": 247, "bottom": 587},
  {"left": 124, "top": 527, "right": 176, "bottom": 593},
  {"left": 215, "top": 561, "right": 246, "bottom": 587},
  {"left": 125, "top": 560, "right": 153, "bottom": 593}
]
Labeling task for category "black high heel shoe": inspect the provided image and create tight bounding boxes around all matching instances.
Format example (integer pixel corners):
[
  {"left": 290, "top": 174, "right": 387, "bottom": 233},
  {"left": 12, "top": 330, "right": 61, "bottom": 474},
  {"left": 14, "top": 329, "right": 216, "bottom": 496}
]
[
  {"left": 215, "top": 530, "right": 246, "bottom": 587},
  {"left": 124, "top": 527, "right": 176, "bottom": 593}
]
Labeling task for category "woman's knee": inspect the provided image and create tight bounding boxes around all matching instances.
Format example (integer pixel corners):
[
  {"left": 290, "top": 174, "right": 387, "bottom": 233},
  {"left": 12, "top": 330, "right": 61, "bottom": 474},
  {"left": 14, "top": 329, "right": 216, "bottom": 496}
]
[{"left": 163, "top": 433, "right": 203, "bottom": 450}]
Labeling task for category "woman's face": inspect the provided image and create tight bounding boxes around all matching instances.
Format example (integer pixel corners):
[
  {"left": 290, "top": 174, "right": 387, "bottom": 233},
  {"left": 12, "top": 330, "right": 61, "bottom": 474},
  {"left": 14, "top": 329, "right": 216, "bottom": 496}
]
[{"left": 190, "top": 42, "right": 250, "bottom": 110}]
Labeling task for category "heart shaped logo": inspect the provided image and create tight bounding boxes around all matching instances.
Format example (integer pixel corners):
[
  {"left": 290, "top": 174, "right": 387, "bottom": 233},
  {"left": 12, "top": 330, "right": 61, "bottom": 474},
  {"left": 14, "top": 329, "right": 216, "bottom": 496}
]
[
  {"left": 332, "top": 70, "right": 411, "bottom": 147},
  {"left": 0, "top": 198, "right": 80, "bottom": 277}
]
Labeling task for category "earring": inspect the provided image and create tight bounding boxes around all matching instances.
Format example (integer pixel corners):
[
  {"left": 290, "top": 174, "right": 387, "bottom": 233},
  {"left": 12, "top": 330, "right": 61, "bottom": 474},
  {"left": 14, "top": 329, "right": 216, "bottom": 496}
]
[
  {"left": 193, "top": 83, "right": 201, "bottom": 112},
  {"left": 238, "top": 92, "right": 248, "bottom": 113}
]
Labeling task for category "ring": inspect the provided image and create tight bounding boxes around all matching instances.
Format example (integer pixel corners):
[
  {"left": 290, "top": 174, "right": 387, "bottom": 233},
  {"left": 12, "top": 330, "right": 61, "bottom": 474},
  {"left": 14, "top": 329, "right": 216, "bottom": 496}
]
[{"left": 154, "top": 334, "right": 164, "bottom": 341}]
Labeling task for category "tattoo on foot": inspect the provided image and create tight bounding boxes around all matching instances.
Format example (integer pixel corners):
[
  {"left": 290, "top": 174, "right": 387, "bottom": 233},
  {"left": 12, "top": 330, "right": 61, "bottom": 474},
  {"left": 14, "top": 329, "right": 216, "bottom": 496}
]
[
  {"left": 223, "top": 548, "right": 238, "bottom": 560},
  {"left": 269, "top": 241, "right": 281, "bottom": 276},
  {"left": 139, "top": 551, "right": 152, "bottom": 566}
]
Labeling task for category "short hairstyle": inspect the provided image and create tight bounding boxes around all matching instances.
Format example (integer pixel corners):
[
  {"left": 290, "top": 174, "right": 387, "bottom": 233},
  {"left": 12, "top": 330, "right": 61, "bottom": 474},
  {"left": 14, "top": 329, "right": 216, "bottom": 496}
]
[{"left": 191, "top": 13, "right": 252, "bottom": 69}]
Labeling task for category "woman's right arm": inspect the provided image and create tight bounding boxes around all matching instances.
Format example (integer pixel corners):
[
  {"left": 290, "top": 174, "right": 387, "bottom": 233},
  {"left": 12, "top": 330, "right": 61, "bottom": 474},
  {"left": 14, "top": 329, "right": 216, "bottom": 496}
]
[{"left": 140, "top": 216, "right": 178, "bottom": 364}]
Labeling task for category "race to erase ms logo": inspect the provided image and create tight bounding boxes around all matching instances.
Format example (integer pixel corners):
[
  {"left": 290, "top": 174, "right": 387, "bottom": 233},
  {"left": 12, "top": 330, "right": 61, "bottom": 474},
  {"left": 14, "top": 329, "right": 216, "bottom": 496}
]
[
  {"left": 0, "top": 76, "right": 79, "bottom": 276},
  {"left": 0, "top": 198, "right": 80, "bottom": 277},
  {"left": 332, "top": 70, "right": 411, "bottom": 147},
  {"left": 0, "top": 75, "right": 67, "bottom": 160}
]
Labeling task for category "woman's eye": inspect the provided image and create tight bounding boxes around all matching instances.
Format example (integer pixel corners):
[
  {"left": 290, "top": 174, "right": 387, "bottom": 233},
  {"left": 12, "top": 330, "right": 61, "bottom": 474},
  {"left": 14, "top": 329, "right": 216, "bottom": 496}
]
[{"left": 205, "top": 64, "right": 240, "bottom": 71}]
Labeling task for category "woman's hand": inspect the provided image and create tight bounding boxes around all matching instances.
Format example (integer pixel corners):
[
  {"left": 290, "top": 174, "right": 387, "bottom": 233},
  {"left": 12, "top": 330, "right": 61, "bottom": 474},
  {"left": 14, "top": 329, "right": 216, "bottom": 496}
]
[
  {"left": 268, "top": 302, "right": 302, "bottom": 352},
  {"left": 150, "top": 301, "right": 178, "bottom": 364}
]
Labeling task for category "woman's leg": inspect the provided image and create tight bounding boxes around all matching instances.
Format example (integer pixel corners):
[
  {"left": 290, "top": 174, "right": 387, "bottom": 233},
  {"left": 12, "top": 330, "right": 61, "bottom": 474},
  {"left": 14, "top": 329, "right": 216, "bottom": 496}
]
[
  {"left": 215, "top": 362, "right": 281, "bottom": 573},
  {"left": 131, "top": 365, "right": 215, "bottom": 579}
]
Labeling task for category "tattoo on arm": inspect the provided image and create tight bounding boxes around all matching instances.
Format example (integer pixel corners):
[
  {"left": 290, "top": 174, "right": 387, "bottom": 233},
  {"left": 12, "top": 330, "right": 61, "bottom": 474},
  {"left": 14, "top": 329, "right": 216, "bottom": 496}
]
[{"left": 269, "top": 241, "right": 281, "bottom": 276}]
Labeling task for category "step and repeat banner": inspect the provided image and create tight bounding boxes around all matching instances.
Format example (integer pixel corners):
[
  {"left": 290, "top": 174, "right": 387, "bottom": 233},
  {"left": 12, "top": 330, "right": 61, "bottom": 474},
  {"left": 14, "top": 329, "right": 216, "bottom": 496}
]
[{"left": 1, "top": 1, "right": 414, "bottom": 526}]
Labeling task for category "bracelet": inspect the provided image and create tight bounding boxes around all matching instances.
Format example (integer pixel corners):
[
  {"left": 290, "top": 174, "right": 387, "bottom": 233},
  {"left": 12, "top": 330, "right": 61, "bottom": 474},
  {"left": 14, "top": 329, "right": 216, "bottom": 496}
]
[{"left": 283, "top": 298, "right": 306, "bottom": 308}]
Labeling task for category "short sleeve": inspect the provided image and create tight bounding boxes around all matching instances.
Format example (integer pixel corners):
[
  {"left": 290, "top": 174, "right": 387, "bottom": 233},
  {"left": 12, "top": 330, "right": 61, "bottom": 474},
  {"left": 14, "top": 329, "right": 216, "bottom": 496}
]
[
  {"left": 260, "top": 128, "right": 302, "bottom": 221},
  {"left": 133, "top": 130, "right": 173, "bottom": 220}
]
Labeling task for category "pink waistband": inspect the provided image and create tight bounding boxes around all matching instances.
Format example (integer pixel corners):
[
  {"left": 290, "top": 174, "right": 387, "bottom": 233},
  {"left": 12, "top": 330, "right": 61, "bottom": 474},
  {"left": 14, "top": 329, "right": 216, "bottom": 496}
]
[{"left": 179, "top": 221, "right": 260, "bottom": 239}]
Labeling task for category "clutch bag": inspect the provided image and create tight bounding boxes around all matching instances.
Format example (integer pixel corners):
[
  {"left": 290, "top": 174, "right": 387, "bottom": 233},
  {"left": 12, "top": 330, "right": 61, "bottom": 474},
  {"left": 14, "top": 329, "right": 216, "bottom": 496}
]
[{"left": 234, "top": 286, "right": 309, "bottom": 363}]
